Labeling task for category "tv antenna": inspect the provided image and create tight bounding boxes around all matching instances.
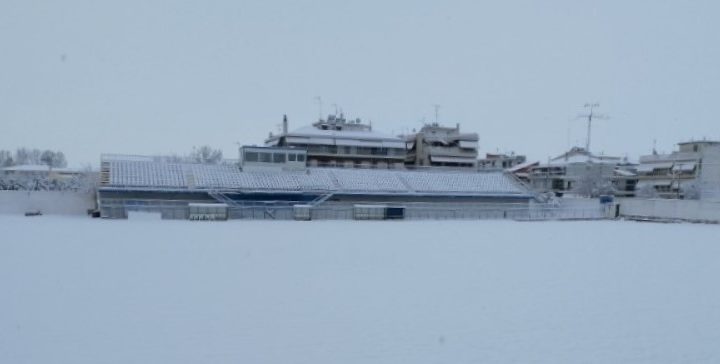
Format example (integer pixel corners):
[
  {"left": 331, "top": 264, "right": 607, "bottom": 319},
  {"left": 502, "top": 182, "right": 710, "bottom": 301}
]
[
  {"left": 314, "top": 96, "right": 323, "bottom": 121},
  {"left": 577, "top": 103, "right": 608, "bottom": 152},
  {"left": 433, "top": 104, "right": 441, "bottom": 124}
]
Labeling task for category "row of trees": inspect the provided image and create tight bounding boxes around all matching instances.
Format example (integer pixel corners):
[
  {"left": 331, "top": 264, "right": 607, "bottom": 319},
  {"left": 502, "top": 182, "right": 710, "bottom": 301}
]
[
  {"left": 165, "top": 145, "right": 224, "bottom": 164},
  {"left": 0, "top": 148, "right": 68, "bottom": 169},
  {"left": 1, "top": 145, "right": 224, "bottom": 169}
]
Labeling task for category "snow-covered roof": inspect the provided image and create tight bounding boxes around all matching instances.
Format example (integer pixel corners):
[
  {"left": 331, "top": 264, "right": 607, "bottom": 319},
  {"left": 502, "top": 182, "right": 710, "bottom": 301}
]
[
  {"left": 269, "top": 125, "right": 406, "bottom": 149},
  {"left": 614, "top": 169, "right": 636, "bottom": 177},
  {"left": 636, "top": 162, "right": 673, "bottom": 173},
  {"left": 101, "top": 157, "right": 531, "bottom": 197},
  {"left": 507, "top": 161, "right": 539, "bottom": 173},
  {"left": 430, "top": 156, "right": 476, "bottom": 164},
  {"left": 545, "top": 147, "right": 622, "bottom": 166},
  {"left": 1, "top": 165, "right": 82, "bottom": 173},
  {"left": 288, "top": 125, "right": 400, "bottom": 141}
]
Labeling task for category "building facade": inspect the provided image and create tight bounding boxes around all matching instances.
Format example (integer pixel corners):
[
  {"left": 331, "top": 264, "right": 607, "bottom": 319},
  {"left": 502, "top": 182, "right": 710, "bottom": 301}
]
[
  {"left": 636, "top": 140, "right": 720, "bottom": 199},
  {"left": 265, "top": 114, "right": 406, "bottom": 168},
  {"left": 528, "top": 147, "right": 635, "bottom": 197},
  {"left": 403, "top": 123, "right": 479, "bottom": 168},
  {"left": 477, "top": 153, "right": 527, "bottom": 170}
]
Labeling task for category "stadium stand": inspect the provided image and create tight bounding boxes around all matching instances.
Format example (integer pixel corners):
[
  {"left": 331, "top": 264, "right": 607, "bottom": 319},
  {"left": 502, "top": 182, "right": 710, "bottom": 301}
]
[{"left": 101, "top": 156, "right": 529, "bottom": 196}]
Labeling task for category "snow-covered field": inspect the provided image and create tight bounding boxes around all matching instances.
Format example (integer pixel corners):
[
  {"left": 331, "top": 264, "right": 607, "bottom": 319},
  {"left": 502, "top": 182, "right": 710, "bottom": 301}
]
[{"left": 1, "top": 217, "right": 719, "bottom": 363}]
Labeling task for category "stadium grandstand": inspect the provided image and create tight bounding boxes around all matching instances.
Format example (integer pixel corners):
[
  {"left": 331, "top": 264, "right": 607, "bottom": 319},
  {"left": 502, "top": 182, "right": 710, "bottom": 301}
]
[{"left": 98, "top": 153, "right": 534, "bottom": 219}]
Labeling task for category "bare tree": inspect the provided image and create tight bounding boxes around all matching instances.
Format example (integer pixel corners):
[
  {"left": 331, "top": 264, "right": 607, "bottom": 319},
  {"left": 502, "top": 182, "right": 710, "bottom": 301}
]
[
  {"left": 40, "top": 150, "right": 56, "bottom": 169},
  {"left": 190, "top": 145, "right": 223, "bottom": 164},
  {"left": 52, "top": 151, "right": 67, "bottom": 168},
  {"left": 570, "top": 163, "right": 617, "bottom": 198},
  {"left": 15, "top": 148, "right": 61, "bottom": 166},
  {"left": 0, "top": 150, "right": 13, "bottom": 167},
  {"left": 636, "top": 183, "right": 659, "bottom": 199}
]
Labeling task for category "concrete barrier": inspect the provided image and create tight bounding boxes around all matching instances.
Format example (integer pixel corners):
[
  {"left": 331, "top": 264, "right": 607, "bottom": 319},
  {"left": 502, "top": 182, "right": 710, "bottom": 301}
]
[
  {"left": 618, "top": 198, "right": 720, "bottom": 223},
  {"left": 0, "top": 191, "right": 96, "bottom": 216}
]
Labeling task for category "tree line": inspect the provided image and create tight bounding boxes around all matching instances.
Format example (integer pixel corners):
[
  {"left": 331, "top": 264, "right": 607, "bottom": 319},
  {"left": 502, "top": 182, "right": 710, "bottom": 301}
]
[
  {"left": 166, "top": 145, "right": 224, "bottom": 164},
  {"left": 0, "top": 148, "right": 68, "bottom": 168}
]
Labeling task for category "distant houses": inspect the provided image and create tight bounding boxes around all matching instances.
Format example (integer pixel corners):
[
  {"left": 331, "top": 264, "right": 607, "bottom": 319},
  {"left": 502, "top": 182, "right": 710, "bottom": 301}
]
[
  {"left": 636, "top": 140, "right": 720, "bottom": 200},
  {"left": 260, "top": 113, "right": 720, "bottom": 201},
  {"left": 527, "top": 147, "right": 636, "bottom": 198},
  {"left": 402, "top": 123, "right": 479, "bottom": 169},
  {"left": 478, "top": 153, "right": 527, "bottom": 170},
  {"left": 265, "top": 115, "right": 480, "bottom": 170},
  {"left": 0, "top": 164, "right": 91, "bottom": 191}
]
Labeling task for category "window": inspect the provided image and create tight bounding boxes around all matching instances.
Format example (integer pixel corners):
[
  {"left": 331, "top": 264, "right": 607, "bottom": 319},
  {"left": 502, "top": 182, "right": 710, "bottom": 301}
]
[
  {"left": 356, "top": 147, "right": 372, "bottom": 155},
  {"left": 297, "top": 154, "right": 306, "bottom": 162},
  {"left": 259, "top": 152, "right": 272, "bottom": 163},
  {"left": 244, "top": 152, "right": 259, "bottom": 162},
  {"left": 288, "top": 153, "right": 296, "bottom": 162},
  {"left": 273, "top": 153, "right": 286, "bottom": 163}
]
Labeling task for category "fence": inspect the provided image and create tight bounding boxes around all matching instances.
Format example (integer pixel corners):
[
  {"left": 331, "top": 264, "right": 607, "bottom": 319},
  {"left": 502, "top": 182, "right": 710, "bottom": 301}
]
[
  {"left": 227, "top": 201, "right": 608, "bottom": 221},
  {"left": 98, "top": 197, "right": 610, "bottom": 221}
]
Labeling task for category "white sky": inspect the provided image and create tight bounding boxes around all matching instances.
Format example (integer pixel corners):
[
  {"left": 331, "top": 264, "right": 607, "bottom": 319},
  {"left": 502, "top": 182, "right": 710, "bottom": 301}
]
[{"left": 2, "top": 0, "right": 719, "bottom": 167}]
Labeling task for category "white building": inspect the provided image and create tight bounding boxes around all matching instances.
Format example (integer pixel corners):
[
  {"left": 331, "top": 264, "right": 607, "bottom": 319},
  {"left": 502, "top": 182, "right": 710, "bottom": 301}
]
[
  {"left": 402, "top": 123, "right": 479, "bottom": 168},
  {"left": 265, "top": 114, "right": 406, "bottom": 169},
  {"left": 528, "top": 147, "right": 635, "bottom": 197},
  {"left": 478, "top": 153, "right": 527, "bottom": 170},
  {"left": 636, "top": 140, "right": 720, "bottom": 200}
]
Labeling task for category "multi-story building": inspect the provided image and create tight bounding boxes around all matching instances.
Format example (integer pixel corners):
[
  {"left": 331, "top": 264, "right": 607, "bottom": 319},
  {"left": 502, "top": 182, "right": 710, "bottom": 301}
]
[
  {"left": 265, "top": 114, "right": 406, "bottom": 168},
  {"left": 477, "top": 153, "right": 527, "bottom": 170},
  {"left": 528, "top": 147, "right": 635, "bottom": 197},
  {"left": 636, "top": 140, "right": 720, "bottom": 199},
  {"left": 403, "top": 123, "right": 478, "bottom": 168}
]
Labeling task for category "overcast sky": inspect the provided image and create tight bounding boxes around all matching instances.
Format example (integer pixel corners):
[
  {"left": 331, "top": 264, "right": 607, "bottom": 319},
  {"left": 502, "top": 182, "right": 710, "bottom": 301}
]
[{"left": 2, "top": 0, "right": 719, "bottom": 167}]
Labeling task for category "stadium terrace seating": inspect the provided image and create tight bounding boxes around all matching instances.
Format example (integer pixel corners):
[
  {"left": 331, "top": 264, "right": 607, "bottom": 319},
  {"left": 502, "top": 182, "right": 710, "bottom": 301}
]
[
  {"left": 103, "top": 157, "right": 528, "bottom": 196},
  {"left": 186, "top": 164, "right": 251, "bottom": 189},
  {"left": 399, "top": 171, "right": 526, "bottom": 194},
  {"left": 330, "top": 168, "right": 406, "bottom": 192},
  {"left": 109, "top": 160, "right": 185, "bottom": 188}
]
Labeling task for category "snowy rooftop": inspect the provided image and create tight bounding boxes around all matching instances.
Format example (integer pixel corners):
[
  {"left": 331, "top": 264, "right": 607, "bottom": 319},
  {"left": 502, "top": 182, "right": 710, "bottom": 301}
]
[
  {"left": 1, "top": 165, "right": 83, "bottom": 173},
  {"left": 101, "top": 157, "right": 530, "bottom": 196},
  {"left": 545, "top": 147, "right": 622, "bottom": 166},
  {"left": 286, "top": 125, "right": 401, "bottom": 141}
]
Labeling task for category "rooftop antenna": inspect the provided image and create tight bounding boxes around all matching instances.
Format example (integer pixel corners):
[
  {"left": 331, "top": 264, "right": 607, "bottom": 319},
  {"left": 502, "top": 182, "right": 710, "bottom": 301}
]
[
  {"left": 433, "top": 104, "right": 441, "bottom": 124},
  {"left": 566, "top": 121, "right": 571, "bottom": 150},
  {"left": 652, "top": 139, "right": 658, "bottom": 155},
  {"left": 314, "top": 96, "right": 323, "bottom": 121},
  {"left": 577, "top": 103, "right": 608, "bottom": 152}
]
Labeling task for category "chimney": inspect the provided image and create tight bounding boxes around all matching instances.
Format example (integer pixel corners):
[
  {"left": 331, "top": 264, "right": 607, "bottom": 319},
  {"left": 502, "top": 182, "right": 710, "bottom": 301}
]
[{"left": 282, "top": 114, "right": 288, "bottom": 134}]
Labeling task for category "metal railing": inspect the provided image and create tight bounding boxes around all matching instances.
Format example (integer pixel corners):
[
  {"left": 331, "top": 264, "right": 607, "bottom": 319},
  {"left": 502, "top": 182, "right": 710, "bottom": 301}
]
[{"left": 99, "top": 197, "right": 610, "bottom": 221}]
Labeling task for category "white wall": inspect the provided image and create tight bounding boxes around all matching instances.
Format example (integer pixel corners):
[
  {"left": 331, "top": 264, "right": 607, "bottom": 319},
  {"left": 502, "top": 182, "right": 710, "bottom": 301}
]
[
  {"left": 700, "top": 145, "right": 720, "bottom": 201},
  {"left": 619, "top": 198, "right": 720, "bottom": 223},
  {"left": 0, "top": 191, "right": 96, "bottom": 215}
]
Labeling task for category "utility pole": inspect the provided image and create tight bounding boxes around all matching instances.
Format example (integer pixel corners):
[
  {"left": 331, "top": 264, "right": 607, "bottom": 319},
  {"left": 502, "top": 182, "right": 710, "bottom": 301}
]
[{"left": 577, "top": 103, "right": 608, "bottom": 153}]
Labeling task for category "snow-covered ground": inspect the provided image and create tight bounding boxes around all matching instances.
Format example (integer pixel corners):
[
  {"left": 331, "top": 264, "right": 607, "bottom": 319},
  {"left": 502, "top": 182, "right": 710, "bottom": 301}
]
[{"left": 1, "top": 217, "right": 719, "bottom": 363}]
